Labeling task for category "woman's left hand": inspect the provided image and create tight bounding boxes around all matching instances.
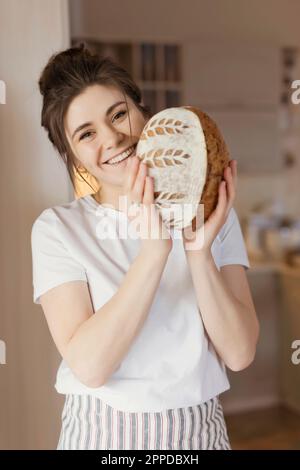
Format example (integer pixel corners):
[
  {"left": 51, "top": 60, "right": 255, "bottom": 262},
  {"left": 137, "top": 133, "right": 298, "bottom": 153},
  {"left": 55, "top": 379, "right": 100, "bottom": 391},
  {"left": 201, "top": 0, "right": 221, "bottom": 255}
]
[{"left": 182, "top": 159, "right": 238, "bottom": 253}]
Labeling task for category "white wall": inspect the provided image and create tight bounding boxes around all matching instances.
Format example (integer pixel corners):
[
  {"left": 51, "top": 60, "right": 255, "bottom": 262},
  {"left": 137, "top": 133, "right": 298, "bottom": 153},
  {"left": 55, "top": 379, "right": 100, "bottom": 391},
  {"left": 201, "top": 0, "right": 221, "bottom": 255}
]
[{"left": 0, "top": 0, "right": 70, "bottom": 450}]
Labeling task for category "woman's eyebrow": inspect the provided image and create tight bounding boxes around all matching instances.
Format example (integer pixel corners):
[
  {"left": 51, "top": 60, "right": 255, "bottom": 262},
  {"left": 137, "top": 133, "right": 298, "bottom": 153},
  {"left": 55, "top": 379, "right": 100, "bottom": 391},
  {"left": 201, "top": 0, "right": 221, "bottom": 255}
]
[{"left": 71, "top": 100, "right": 126, "bottom": 140}]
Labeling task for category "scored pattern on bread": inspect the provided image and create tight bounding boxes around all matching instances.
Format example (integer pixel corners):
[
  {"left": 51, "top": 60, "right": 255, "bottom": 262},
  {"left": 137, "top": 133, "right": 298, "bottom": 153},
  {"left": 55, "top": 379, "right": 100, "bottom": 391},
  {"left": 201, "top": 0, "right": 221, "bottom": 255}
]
[
  {"left": 140, "top": 118, "right": 189, "bottom": 140},
  {"left": 154, "top": 192, "right": 187, "bottom": 222},
  {"left": 136, "top": 107, "right": 207, "bottom": 229},
  {"left": 138, "top": 148, "right": 191, "bottom": 168},
  {"left": 154, "top": 191, "right": 186, "bottom": 202}
]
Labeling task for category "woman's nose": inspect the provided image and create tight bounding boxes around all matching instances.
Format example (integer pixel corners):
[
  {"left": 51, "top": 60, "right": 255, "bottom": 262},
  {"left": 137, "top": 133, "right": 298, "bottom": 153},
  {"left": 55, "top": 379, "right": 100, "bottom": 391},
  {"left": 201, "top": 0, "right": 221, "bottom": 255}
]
[{"left": 100, "top": 125, "right": 124, "bottom": 149}]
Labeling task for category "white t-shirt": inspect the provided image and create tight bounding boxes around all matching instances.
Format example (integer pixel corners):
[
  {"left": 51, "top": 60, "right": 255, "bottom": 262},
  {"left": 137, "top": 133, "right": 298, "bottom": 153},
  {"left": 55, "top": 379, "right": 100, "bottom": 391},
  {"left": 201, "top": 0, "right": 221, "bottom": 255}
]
[{"left": 31, "top": 194, "right": 250, "bottom": 412}]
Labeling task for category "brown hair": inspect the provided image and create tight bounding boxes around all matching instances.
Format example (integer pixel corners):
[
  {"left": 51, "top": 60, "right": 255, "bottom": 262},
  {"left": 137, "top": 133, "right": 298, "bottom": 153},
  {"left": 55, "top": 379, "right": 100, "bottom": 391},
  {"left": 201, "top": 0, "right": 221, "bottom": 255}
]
[{"left": 38, "top": 43, "right": 152, "bottom": 193}]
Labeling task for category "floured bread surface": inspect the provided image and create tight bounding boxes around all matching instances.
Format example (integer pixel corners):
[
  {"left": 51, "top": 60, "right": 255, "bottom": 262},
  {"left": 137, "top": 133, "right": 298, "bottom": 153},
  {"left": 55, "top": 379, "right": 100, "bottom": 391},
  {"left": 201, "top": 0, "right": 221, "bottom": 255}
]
[
  {"left": 135, "top": 107, "right": 208, "bottom": 229},
  {"left": 136, "top": 106, "right": 230, "bottom": 230}
]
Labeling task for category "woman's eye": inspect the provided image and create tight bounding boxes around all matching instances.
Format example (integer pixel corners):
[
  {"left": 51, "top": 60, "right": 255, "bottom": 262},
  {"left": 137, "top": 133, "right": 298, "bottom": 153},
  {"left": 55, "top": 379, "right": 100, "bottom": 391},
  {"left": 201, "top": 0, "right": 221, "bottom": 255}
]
[
  {"left": 79, "top": 131, "right": 93, "bottom": 141},
  {"left": 79, "top": 111, "right": 126, "bottom": 141},
  {"left": 113, "top": 110, "right": 126, "bottom": 121}
]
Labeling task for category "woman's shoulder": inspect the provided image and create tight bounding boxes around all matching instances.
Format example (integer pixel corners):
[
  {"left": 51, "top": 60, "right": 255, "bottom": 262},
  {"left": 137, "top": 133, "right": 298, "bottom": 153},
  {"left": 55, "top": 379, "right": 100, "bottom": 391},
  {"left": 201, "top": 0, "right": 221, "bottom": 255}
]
[
  {"left": 32, "top": 195, "right": 92, "bottom": 228},
  {"left": 216, "top": 207, "right": 240, "bottom": 242},
  {"left": 31, "top": 197, "right": 96, "bottom": 248}
]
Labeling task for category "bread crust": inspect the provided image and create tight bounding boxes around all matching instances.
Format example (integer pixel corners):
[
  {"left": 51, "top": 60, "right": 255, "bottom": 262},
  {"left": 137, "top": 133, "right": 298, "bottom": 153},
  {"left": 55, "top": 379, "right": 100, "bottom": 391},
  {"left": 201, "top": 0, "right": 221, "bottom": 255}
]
[{"left": 184, "top": 106, "right": 230, "bottom": 226}]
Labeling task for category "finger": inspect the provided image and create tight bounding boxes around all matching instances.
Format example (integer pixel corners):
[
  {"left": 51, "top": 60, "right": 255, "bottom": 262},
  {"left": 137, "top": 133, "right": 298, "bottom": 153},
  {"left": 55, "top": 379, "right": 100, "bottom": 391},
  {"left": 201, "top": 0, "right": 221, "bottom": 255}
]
[
  {"left": 224, "top": 169, "right": 235, "bottom": 218},
  {"left": 230, "top": 160, "right": 237, "bottom": 185},
  {"left": 143, "top": 176, "right": 154, "bottom": 205},
  {"left": 214, "top": 180, "right": 228, "bottom": 220},
  {"left": 230, "top": 160, "right": 238, "bottom": 187},
  {"left": 131, "top": 161, "right": 147, "bottom": 202},
  {"left": 231, "top": 159, "right": 238, "bottom": 180},
  {"left": 124, "top": 156, "right": 140, "bottom": 191},
  {"left": 225, "top": 166, "right": 236, "bottom": 200}
]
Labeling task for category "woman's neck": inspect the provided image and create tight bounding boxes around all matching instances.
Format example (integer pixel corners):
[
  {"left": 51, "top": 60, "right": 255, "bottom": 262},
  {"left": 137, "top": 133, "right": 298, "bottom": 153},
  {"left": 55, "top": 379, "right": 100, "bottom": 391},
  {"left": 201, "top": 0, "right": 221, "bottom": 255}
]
[{"left": 92, "top": 187, "right": 125, "bottom": 211}]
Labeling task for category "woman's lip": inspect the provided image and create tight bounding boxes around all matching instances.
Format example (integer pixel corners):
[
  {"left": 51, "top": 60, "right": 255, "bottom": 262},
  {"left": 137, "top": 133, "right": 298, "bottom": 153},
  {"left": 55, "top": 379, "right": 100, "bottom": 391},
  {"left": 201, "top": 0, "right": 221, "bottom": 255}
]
[{"left": 104, "top": 145, "right": 137, "bottom": 165}]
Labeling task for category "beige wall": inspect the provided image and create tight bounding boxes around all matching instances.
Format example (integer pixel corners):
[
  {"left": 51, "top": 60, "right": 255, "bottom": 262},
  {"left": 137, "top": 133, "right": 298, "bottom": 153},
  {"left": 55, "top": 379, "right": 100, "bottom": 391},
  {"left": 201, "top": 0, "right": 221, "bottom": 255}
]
[
  {"left": 70, "top": 0, "right": 300, "bottom": 46},
  {"left": 0, "top": 0, "right": 70, "bottom": 450}
]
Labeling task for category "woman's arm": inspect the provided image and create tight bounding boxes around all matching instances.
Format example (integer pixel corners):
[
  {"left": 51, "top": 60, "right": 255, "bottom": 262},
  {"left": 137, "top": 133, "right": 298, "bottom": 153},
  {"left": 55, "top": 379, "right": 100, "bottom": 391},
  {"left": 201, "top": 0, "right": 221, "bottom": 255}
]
[
  {"left": 182, "top": 160, "right": 259, "bottom": 370},
  {"left": 185, "top": 252, "right": 259, "bottom": 371},
  {"left": 40, "top": 247, "right": 171, "bottom": 388},
  {"left": 39, "top": 156, "right": 173, "bottom": 389}
]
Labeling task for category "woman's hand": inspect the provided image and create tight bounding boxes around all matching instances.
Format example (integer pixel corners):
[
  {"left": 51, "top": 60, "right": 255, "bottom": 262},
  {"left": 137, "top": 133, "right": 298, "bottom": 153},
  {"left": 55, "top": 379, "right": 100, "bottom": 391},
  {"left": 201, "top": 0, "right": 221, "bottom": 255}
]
[
  {"left": 182, "top": 159, "right": 238, "bottom": 254},
  {"left": 120, "top": 156, "right": 173, "bottom": 255}
]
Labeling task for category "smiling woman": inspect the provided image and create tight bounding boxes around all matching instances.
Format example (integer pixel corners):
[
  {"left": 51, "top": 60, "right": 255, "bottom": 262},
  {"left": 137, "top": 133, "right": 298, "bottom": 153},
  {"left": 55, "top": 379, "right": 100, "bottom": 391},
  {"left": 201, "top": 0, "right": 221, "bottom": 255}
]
[
  {"left": 62, "top": 83, "right": 148, "bottom": 207},
  {"left": 38, "top": 44, "right": 151, "bottom": 199},
  {"left": 30, "top": 43, "right": 254, "bottom": 450}
]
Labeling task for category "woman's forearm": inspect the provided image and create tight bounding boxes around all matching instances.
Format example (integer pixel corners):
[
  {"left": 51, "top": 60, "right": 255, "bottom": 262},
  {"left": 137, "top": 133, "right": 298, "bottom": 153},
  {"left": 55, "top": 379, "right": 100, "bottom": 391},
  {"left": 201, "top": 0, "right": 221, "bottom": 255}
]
[
  {"left": 65, "top": 247, "right": 171, "bottom": 388},
  {"left": 185, "top": 250, "right": 259, "bottom": 371}
]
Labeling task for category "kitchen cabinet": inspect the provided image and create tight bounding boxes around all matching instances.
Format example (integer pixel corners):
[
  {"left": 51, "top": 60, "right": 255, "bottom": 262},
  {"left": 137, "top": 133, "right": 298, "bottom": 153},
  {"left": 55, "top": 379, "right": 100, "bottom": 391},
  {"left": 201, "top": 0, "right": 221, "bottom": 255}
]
[
  {"left": 221, "top": 262, "right": 300, "bottom": 416},
  {"left": 221, "top": 266, "right": 281, "bottom": 414}
]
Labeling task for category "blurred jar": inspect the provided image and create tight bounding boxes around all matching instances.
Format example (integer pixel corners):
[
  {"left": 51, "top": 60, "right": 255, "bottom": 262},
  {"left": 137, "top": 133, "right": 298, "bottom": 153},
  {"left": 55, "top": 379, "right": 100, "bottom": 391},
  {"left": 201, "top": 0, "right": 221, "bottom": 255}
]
[
  {"left": 264, "top": 221, "right": 300, "bottom": 262},
  {"left": 245, "top": 214, "right": 278, "bottom": 261}
]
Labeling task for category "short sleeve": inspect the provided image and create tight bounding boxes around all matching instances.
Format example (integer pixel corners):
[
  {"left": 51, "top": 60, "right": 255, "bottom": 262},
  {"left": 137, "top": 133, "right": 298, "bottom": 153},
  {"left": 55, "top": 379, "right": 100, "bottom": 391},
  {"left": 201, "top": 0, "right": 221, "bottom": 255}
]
[
  {"left": 31, "top": 209, "right": 88, "bottom": 304},
  {"left": 217, "top": 207, "right": 250, "bottom": 270}
]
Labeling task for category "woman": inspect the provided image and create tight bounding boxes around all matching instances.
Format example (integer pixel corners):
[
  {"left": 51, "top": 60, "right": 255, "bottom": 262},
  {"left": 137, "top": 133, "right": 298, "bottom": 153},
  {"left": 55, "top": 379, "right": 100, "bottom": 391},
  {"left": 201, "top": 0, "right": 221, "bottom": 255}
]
[{"left": 31, "top": 44, "right": 259, "bottom": 450}]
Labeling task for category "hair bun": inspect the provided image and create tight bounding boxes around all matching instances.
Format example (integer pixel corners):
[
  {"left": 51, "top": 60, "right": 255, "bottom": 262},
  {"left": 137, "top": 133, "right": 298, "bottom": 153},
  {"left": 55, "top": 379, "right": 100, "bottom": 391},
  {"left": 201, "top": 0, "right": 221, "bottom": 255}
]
[{"left": 38, "top": 44, "right": 92, "bottom": 97}]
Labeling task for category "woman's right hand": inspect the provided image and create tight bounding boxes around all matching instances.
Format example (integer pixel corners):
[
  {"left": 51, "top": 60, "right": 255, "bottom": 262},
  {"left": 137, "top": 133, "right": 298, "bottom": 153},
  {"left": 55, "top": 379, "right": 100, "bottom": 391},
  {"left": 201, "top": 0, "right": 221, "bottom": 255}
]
[{"left": 120, "top": 155, "right": 173, "bottom": 255}]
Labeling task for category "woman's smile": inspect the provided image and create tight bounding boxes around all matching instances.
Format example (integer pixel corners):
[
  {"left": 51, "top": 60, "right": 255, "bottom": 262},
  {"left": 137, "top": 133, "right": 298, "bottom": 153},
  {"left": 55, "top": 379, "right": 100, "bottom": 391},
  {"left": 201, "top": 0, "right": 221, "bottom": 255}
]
[{"left": 103, "top": 144, "right": 137, "bottom": 168}]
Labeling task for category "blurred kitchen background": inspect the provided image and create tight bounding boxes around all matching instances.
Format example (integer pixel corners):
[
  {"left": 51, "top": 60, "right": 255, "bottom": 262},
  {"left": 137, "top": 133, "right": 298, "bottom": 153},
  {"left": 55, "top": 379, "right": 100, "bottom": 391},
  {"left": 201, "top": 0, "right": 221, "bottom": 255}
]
[{"left": 1, "top": 0, "right": 300, "bottom": 450}]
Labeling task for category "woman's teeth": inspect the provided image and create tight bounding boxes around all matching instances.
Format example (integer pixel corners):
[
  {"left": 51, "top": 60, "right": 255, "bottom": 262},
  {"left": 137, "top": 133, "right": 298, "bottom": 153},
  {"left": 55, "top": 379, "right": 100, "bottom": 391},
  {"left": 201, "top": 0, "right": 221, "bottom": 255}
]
[{"left": 106, "top": 145, "right": 136, "bottom": 165}]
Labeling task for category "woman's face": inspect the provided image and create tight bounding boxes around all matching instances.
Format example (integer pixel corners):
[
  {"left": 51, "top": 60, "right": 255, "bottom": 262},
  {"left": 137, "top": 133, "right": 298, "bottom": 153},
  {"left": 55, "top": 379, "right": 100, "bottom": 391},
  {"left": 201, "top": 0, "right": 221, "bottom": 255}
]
[{"left": 64, "top": 84, "right": 148, "bottom": 188}]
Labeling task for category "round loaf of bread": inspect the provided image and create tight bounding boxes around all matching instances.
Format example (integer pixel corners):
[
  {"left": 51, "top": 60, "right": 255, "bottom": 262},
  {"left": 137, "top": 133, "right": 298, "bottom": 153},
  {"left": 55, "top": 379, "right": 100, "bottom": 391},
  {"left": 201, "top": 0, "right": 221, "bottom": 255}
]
[{"left": 135, "top": 106, "right": 230, "bottom": 230}]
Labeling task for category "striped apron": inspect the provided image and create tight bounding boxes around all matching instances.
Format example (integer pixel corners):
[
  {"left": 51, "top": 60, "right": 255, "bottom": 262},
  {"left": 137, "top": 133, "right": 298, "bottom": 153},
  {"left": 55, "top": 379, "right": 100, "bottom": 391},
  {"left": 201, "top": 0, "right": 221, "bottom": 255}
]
[{"left": 56, "top": 394, "right": 231, "bottom": 450}]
